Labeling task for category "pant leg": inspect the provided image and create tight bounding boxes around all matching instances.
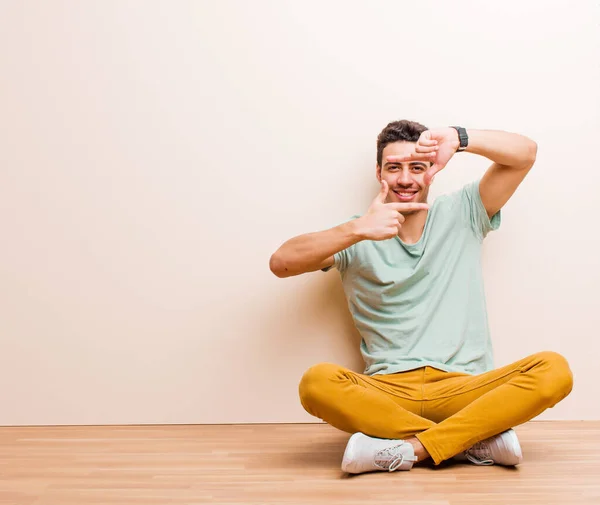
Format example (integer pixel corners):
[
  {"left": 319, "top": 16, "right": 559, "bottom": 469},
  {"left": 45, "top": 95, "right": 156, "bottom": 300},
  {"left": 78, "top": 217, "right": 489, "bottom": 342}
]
[
  {"left": 416, "top": 351, "right": 574, "bottom": 465},
  {"left": 299, "top": 363, "right": 435, "bottom": 439}
]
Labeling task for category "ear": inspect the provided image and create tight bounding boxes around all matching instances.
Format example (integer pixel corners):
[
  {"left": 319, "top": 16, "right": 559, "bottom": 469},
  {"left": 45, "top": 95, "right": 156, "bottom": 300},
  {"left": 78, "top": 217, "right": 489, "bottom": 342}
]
[{"left": 376, "top": 164, "right": 382, "bottom": 182}]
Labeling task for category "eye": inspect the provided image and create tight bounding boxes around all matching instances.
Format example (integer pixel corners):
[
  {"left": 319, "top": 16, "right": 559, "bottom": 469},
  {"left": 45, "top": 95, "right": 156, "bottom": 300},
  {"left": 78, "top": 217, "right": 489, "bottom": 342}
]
[
  {"left": 412, "top": 166, "right": 425, "bottom": 172},
  {"left": 388, "top": 165, "right": 398, "bottom": 171}
]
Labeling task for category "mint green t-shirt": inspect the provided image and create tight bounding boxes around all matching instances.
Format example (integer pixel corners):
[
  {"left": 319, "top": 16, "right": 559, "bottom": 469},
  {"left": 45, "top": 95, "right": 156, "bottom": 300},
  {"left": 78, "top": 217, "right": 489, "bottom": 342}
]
[{"left": 325, "top": 179, "right": 501, "bottom": 376}]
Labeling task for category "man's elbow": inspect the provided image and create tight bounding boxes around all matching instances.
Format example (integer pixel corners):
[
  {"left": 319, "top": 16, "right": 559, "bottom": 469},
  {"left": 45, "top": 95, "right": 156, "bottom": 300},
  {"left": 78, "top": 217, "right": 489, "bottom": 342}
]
[
  {"left": 269, "top": 253, "right": 290, "bottom": 278},
  {"left": 522, "top": 139, "right": 538, "bottom": 169}
]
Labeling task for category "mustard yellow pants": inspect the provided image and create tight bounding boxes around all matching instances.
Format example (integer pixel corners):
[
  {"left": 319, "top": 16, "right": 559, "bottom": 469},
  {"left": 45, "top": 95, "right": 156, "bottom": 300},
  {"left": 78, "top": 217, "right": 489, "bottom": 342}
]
[{"left": 299, "top": 351, "right": 573, "bottom": 465}]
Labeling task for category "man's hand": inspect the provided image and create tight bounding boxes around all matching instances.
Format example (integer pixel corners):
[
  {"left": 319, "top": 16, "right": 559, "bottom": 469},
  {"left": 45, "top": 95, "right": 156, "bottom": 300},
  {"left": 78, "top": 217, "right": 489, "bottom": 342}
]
[
  {"left": 386, "top": 127, "right": 460, "bottom": 185},
  {"left": 354, "top": 180, "right": 429, "bottom": 240}
]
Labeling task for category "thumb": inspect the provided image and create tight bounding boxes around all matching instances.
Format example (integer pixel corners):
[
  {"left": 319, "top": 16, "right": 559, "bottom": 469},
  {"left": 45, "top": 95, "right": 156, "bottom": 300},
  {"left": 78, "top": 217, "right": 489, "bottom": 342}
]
[
  {"left": 377, "top": 179, "right": 389, "bottom": 202},
  {"left": 425, "top": 165, "right": 440, "bottom": 186}
]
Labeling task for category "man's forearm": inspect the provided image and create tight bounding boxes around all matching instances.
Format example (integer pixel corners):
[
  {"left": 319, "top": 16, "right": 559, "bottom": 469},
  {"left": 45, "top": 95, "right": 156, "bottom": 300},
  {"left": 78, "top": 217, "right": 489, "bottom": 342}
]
[
  {"left": 465, "top": 129, "right": 537, "bottom": 169},
  {"left": 269, "top": 220, "right": 362, "bottom": 277}
]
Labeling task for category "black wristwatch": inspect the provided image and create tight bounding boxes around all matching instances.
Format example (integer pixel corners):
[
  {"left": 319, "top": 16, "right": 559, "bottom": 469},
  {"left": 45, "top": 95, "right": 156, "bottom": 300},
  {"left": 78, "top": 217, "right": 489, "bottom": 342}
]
[{"left": 451, "top": 126, "right": 468, "bottom": 152}]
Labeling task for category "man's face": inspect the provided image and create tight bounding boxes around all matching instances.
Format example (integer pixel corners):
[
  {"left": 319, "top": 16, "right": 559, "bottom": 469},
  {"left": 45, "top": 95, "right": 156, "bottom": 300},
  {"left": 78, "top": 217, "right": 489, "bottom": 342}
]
[{"left": 377, "top": 141, "right": 431, "bottom": 208}]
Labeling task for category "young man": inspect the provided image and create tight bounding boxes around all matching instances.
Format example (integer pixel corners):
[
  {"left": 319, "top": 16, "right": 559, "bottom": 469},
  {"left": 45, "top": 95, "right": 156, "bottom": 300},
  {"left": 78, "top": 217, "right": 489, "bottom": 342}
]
[{"left": 269, "top": 120, "right": 573, "bottom": 474}]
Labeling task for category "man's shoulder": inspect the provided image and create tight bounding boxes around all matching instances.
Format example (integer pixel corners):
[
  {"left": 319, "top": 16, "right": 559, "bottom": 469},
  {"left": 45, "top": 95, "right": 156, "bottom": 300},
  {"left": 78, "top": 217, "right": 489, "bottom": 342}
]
[
  {"left": 434, "top": 182, "right": 472, "bottom": 203},
  {"left": 430, "top": 181, "right": 479, "bottom": 215},
  {"left": 428, "top": 189, "right": 461, "bottom": 217}
]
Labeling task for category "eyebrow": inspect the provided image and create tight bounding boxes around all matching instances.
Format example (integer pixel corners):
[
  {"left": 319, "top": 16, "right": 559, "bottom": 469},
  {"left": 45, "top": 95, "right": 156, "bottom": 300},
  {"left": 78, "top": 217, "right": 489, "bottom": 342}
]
[{"left": 384, "top": 161, "right": 428, "bottom": 167}]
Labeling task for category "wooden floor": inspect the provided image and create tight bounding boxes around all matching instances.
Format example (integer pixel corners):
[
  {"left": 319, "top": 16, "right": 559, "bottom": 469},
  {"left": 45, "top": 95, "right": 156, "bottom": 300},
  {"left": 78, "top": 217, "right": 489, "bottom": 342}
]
[{"left": 0, "top": 422, "right": 599, "bottom": 505}]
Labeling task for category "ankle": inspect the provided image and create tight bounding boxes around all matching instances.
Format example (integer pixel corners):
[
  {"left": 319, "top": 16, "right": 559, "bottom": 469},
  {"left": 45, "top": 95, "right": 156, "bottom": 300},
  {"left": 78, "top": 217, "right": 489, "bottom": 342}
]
[{"left": 406, "top": 436, "right": 430, "bottom": 462}]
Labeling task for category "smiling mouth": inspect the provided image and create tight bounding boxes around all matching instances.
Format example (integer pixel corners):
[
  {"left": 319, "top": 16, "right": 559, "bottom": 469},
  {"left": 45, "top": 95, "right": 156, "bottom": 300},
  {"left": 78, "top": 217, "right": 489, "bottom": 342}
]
[{"left": 393, "top": 190, "right": 418, "bottom": 201}]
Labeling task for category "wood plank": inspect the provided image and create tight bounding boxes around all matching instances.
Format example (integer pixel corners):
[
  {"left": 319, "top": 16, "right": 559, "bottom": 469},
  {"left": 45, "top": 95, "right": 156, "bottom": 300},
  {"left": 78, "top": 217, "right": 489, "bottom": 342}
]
[{"left": 0, "top": 422, "right": 598, "bottom": 504}]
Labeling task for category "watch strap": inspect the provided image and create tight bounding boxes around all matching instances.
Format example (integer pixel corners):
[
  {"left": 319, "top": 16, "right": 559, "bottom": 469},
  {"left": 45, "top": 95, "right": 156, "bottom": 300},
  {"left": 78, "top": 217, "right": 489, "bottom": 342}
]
[{"left": 451, "top": 126, "right": 468, "bottom": 152}]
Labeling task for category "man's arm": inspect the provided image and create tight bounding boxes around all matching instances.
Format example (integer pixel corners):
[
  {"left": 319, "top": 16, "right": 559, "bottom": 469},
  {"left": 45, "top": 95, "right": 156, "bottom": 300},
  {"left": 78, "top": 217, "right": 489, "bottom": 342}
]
[
  {"left": 269, "top": 180, "right": 429, "bottom": 278},
  {"left": 464, "top": 130, "right": 537, "bottom": 218},
  {"left": 269, "top": 221, "right": 361, "bottom": 278},
  {"left": 392, "top": 127, "right": 538, "bottom": 218}
]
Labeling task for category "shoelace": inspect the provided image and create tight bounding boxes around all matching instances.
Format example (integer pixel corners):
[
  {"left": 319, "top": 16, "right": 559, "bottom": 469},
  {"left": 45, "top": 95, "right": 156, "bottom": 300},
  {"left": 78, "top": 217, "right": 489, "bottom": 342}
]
[
  {"left": 374, "top": 443, "right": 418, "bottom": 472},
  {"left": 464, "top": 441, "right": 494, "bottom": 466}
]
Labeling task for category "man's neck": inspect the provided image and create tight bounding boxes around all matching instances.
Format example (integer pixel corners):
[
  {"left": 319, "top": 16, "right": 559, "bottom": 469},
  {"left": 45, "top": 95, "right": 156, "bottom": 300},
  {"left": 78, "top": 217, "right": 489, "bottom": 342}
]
[{"left": 397, "top": 210, "right": 428, "bottom": 244}]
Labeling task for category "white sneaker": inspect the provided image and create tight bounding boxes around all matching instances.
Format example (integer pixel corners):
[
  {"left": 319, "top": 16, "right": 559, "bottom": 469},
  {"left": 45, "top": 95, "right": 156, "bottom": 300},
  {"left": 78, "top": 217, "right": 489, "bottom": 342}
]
[
  {"left": 454, "top": 429, "right": 523, "bottom": 466},
  {"left": 341, "top": 432, "right": 418, "bottom": 474}
]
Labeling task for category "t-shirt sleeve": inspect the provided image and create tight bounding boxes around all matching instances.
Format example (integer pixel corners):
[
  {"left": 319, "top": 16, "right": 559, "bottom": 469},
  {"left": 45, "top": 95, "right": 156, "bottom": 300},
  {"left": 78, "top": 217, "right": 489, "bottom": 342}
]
[
  {"left": 322, "top": 246, "right": 354, "bottom": 274},
  {"left": 459, "top": 179, "right": 501, "bottom": 240}
]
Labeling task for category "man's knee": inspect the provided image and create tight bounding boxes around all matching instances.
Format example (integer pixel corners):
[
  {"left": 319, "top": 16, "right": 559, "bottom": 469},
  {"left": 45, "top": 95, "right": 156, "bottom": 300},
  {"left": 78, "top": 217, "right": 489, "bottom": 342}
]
[
  {"left": 535, "top": 351, "right": 574, "bottom": 403},
  {"left": 298, "top": 363, "right": 342, "bottom": 411}
]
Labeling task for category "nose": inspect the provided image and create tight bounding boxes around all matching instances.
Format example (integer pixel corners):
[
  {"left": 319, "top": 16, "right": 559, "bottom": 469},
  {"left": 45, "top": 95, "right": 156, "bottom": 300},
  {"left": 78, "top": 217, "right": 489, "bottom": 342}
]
[{"left": 397, "top": 167, "right": 413, "bottom": 186}]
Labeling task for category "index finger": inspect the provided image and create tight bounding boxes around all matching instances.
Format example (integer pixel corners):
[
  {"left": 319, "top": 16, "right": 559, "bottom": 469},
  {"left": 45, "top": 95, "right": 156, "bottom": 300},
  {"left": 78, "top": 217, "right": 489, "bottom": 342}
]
[{"left": 385, "top": 202, "right": 429, "bottom": 212}]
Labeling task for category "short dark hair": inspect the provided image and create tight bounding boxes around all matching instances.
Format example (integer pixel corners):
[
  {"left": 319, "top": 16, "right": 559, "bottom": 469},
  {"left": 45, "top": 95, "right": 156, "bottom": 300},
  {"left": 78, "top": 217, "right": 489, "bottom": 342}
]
[{"left": 376, "top": 120, "right": 428, "bottom": 167}]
